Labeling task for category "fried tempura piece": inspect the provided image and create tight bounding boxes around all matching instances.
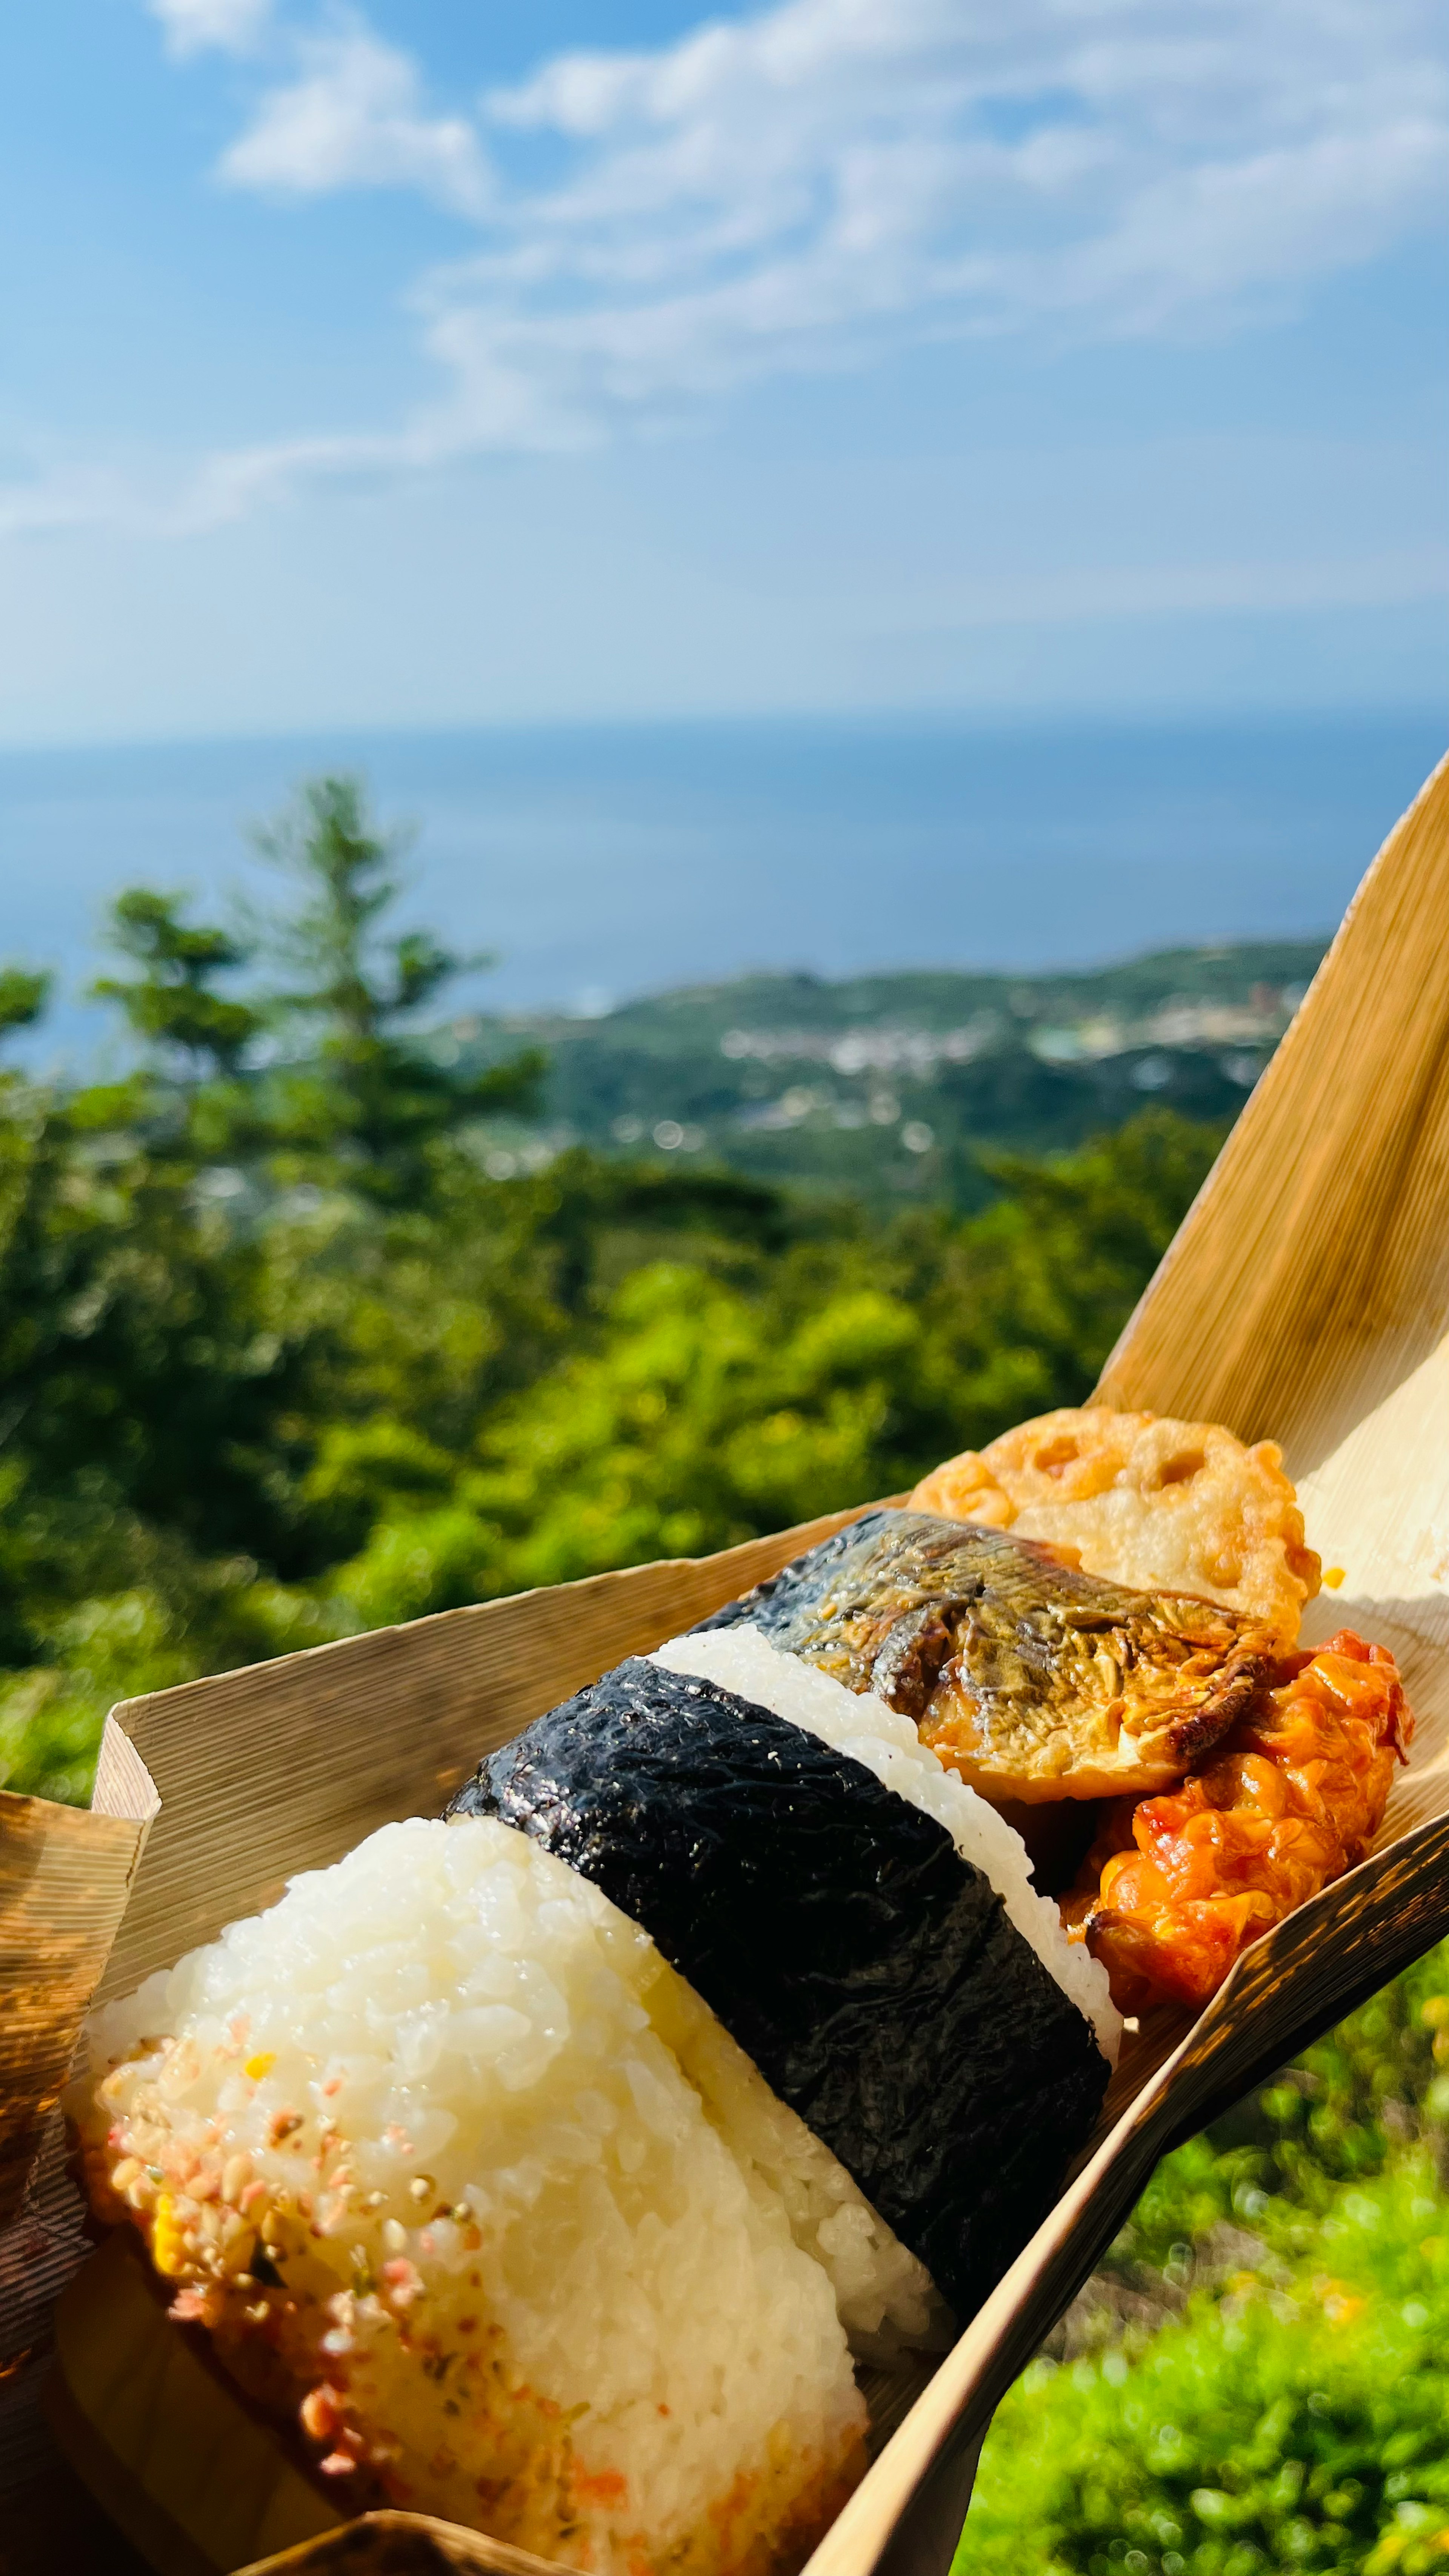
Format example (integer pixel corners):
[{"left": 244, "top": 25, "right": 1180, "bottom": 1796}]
[
  {"left": 911, "top": 1407, "right": 1320, "bottom": 1643},
  {"left": 1060, "top": 1631, "right": 1411, "bottom": 2012}
]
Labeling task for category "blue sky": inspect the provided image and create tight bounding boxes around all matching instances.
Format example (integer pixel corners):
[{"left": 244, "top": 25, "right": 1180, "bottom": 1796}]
[{"left": 2, "top": 0, "right": 1446, "bottom": 743}]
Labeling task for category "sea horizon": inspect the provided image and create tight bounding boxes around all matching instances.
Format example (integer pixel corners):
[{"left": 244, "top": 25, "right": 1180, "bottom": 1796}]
[{"left": 2, "top": 704, "right": 1443, "bottom": 1063}]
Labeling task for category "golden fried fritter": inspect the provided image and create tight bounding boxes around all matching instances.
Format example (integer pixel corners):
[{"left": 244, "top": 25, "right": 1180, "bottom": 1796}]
[{"left": 911, "top": 1406, "right": 1319, "bottom": 1644}]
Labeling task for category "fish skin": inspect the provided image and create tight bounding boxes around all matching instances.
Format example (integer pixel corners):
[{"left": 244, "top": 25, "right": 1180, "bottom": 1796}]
[{"left": 699, "top": 1509, "right": 1280, "bottom": 1803}]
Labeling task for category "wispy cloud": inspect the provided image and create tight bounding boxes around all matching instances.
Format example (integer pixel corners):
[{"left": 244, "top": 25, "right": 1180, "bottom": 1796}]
[
  {"left": 149, "top": 0, "right": 271, "bottom": 58},
  {"left": 217, "top": 23, "right": 493, "bottom": 217},
  {"left": 435, "top": 0, "right": 1446, "bottom": 436},
  {"left": 5, "top": 0, "right": 1446, "bottom": 535}
]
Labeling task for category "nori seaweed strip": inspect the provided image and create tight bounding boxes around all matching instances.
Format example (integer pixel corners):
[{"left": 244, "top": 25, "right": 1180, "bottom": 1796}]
[{"left": 447, "top": 1657, "right": 1107, "bottom": 2319}]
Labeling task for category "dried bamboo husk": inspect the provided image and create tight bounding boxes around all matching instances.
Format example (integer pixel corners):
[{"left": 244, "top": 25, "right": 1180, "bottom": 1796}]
[
  {"left": 0, "top": 1716, "right": 158, "bottom": 2496},
  {"left": 1, "top": 1719, "right": 159, "bottom": 2224},
  {"left": 26, "top": 745, "right": 1449, "bottom": 2576}
]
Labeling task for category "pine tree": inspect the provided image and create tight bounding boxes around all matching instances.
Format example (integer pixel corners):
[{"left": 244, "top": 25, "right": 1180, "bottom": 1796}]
[
  {"left": 256, "top": 775, "right": 542, "bottom": 1200},
  {"left": 91, "top": 890, "right": 262, "bottom": 1079}
]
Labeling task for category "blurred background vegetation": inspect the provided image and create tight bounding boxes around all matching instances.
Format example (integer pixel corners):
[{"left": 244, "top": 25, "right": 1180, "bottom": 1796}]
[
  {"left": 0, "top": 771, "right": 1227, "bottom": 1806},
  {"left": 9, "top": 775, "right": 1447, "bottom": 2574},
  {"left": 959, "top": 1945, "right": 1449, "bottom": 2576}
]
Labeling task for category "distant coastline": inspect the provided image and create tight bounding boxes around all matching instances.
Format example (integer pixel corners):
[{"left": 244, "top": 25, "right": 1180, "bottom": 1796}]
[
  {"left": 1, "top": 707, "right": 1441, "bottom": 1066},
  {"left": 452, "top": 937, "right": 1328, "bottom": 1210}
]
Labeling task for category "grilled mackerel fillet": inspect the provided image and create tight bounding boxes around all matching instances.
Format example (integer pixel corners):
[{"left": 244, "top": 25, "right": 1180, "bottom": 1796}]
[{"left": 700, "top": 1509, "right": 1278, "bottom": 1802}]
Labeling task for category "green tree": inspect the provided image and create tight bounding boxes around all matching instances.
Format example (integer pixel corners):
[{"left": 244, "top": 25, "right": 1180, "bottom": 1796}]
[
  {"left": 91, "top": 890, "right": 263, "bottom": 1080},
  {"left": 0, "top": 966, "right": 50, "bottom": 1040},
  {"left": 0, "top": 765, "right": 1230, "bottom": 1813},
  {"left": 305, "top": 1114, "right": 1222, "bottom": 1631},
  {"left": 0, "top": 960, "right": 329, "bottom": 1800},
  {"left": 255, "top": 775, "right": 544, "bottom": 1200}
]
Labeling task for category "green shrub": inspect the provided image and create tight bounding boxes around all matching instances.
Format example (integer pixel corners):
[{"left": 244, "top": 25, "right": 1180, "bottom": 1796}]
[{"left": 960, "top": 1969, "right": 1449, "bottom": 2576}]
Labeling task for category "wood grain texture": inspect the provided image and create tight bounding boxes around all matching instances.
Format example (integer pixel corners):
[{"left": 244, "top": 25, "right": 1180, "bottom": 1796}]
[
  {"left": 48, "top": 2230, "right": 339, "bottom": 2576},
  {"left": 0, "top": 1718, "right": 160, "bottom": 2508}
]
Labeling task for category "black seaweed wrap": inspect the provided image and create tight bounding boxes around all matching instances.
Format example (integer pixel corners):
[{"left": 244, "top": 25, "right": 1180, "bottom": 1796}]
[{"left": 446, "top": 1655, "right": 1108, "bottom": 2319}]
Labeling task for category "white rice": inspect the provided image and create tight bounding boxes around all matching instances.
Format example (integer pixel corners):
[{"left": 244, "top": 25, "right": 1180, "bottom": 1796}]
[
  {"left": 79, "top": 1817, "right": 867, "bottom": 2576},
  {"left": 649, "top": 1625, "right": 1120, "bottom": 2064},
  {"left": 639, "top": 1947, "right": 949, "bottom": 2363}
]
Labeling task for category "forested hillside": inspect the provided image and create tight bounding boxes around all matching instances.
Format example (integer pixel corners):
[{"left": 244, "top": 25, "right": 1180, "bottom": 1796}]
[
  {"left": 0, "top": 775, "right": 1223, "bottom": 1802},
  {"left": 448, "top": 940, "right": 1324, "bottom": 1209}
]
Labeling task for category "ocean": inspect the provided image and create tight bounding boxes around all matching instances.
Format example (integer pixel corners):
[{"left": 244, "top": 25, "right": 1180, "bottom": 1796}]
[{"left": 1, "top": 710, "right": 1443, "bottom": 1057}]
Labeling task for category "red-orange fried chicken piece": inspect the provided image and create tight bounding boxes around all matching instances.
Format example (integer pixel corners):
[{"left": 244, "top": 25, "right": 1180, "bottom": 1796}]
[{"left": 1060, "top": 1631, "right": 1412, "bottom": 2013}]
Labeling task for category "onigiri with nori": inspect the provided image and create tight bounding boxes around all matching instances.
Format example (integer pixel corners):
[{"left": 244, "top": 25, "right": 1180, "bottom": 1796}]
[
  {"left": 78, "top": 1546, "right": 1123, "bottom": 2572},
  {"left": 78, "top": 1817, "right": 871, "bottom": 2576}
]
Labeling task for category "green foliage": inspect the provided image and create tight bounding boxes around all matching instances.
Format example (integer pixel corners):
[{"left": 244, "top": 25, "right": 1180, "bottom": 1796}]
[
  {"left": 1111, "top": 1945, "right": 1449, "bottom": 2293},
  {"left": 0, "top": 757, "right": 1223, "bottom": 1809},
  {"left": 0, "top": 1089, "right": 1213, "bottom": 1804},
  {"left": 252, "top": 775, "right": 543, "bottom": 1200},
  {"left": 266, "top": 1107, "right": 1213, "bottom": 1630},
  {"left": 961, "top": 2144, "right": 1449, "bottom": 2576},
  {"left": 91, "top": 889, "right": 263, "bottom": 1077},
  {"left": 900, "top": 1112, "right": 1218, "bottom": 1431},
  {"left": 959, "top": 1942, "right": 1449, "bottom": 2576},
  {"left": 0, "top": 966, "right": 51, "bottom": 1038}
]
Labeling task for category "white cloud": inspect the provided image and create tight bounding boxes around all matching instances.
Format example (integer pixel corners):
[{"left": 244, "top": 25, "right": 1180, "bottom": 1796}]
[
  {"left": 149, "top": 0, "right": 271, "bottom": 57},
  {"left": 218, "top": 23, "right": 492, "bottom": 217},
  {"left": 4, "top": 0, "right": 1445, "bottom": 537},
  {"left": 438, "top": 0, "right": 1448, "bottom": 440}
]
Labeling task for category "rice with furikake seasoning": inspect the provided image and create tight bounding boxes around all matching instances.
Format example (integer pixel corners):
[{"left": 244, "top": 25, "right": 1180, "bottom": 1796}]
[{"left": 76, "top": 1816, "right": 871, "bottom": 2576}]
